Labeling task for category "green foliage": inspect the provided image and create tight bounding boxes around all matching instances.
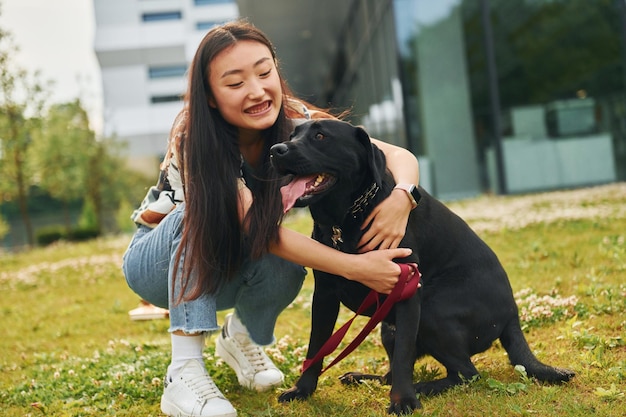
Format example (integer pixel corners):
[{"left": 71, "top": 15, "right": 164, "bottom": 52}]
[
  {"left": 115, "top": 199, "right": 139, "bottom": 234},
  {"left": 0, "top": 213, "right": 8, "bottom": 240},
  {"left": 35, "top": 224, "right": 100, "bottom": 246},
  {"left": 594, "top": 384, "right": 625, "bottom": 401},
  {"left": 78, "top": 198, "right": 99, "bottom": 231},
  {"left": 35, "top": 225, "right": 65, "bottom": 246},
  {"left": 30, "top": 101, "right": 95, "bottom": 207},
  {"left": 67, "top": 227, "right": 100, "bottom": 242},
  {"left": 485, "top": 365, "right": 532, "bottom": 395}
]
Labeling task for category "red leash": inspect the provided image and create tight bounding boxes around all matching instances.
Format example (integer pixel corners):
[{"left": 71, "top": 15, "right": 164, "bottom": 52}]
[{"left": 301, "top": 263, "right": 421, "bottom": 375}]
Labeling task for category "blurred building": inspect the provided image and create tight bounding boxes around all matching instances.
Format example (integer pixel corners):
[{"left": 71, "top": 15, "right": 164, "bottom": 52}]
[
  {"left": 94, "top": 0, "right": 625, "bottom": 199},
  {"left": 93, "top": 0, "right": 239, "bottom": 174}
]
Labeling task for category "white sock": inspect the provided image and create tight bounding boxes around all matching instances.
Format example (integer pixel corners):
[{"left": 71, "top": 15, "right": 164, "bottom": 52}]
[
  {"left": 167, "top": 333, "right": 206, "bottom": 381},
  {"left": 227, "top": 311, "right": 249, "bottom": 336}
]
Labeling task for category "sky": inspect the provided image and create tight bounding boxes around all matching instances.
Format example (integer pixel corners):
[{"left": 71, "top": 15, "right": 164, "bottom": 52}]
[{"left": 0, "top": 0, "right": 103, "bottom": 133}]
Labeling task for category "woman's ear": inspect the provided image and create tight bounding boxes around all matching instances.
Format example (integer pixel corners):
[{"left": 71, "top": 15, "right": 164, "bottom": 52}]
[{"left": 208, "top": 97, "right": 217, "bottom": 108}]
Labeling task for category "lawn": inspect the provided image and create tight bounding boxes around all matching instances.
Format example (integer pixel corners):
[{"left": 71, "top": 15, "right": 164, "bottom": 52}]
[{"left": 1, "top": 183, "right": 624, "bottom": 416}]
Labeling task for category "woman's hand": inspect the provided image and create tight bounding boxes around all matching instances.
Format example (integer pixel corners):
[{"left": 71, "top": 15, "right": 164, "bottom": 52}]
[
  {"left": 358, "top": 189, "right": 412, "bottom": 252},
  {"left": 345, "top": 247, "right": 413, "bottom": 294},
  {"left": 271, "top": 227, "right": 411, "bottom": 295}
]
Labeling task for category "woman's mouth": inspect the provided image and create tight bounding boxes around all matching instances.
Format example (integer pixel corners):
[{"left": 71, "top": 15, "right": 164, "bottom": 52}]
[{"left": 245, "top": 101, "right": 271, "bottom": 115}]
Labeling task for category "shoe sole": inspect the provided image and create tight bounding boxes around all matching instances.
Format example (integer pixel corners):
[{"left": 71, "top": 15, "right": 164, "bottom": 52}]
[
  {"left": 129, "top": 313, "right": 169, "bottom": 321},
  {"left": 161, "top": 397, "right": 237, "bottom": 417},
  {"left": 215, "top": 337, "right": 283, "bottom": 392}
]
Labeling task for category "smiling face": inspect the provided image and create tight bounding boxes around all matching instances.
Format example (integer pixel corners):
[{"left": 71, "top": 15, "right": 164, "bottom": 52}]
[{"left": 208, "top": 40, "right": 283, "bottom": 139}]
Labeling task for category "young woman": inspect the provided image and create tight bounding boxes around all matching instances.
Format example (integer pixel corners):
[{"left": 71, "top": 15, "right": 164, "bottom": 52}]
[{"left": 122, "top": 20, "right": 419, "bottom": 417}]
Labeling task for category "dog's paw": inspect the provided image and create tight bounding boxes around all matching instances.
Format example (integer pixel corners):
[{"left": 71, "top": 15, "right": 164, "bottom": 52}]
[
  {"left": 543, "top": 367, "right": 576, "bottom": 383},
  {"left": 278, "top": 386, "right": 314, "bottom": 403},
  {"left": 339, "top": 372, "right": 385, "bottom": 385},
  {"left": 387, "top": 396, "right": 422, "bottom": 415},
  {"left": 559, "top": 368, "right": 576, "bottom": 382}
]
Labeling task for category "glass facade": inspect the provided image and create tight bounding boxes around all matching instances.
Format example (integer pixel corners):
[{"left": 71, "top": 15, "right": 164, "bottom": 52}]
[
  {"left": 141, "top": 11, "right": 183, "bottom": 22},
  {"left": 324, "top": 0, "right": 625, "bottom": 198},
  {"left": 148, "top": 65, "right": 188, "bottom": 79},
  {"left": 194, "top": 0, "right": 234, "bottom": 5},
  {"left": 326, "top": 2, "right": 406, "bottom": 148},
  {"left": 196, "top": 20, "right": 230, "bottom": 31}
]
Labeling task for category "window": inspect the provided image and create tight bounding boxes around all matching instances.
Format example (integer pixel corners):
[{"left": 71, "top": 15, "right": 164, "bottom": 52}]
[
  {"left": 148, "top": 65, "right": 187, "bottom": 79},
  {"left": 151, "top": 95, "right": 182, "bottom": 104},
  {"left": 196, "top": 21, "right": 227, "bottom": 31},
  {"left": 194, "top": 0, "right": 233, "bottom": 5},
  {"left": 142, "top": 11, "right": 182, "bottom": 22}
]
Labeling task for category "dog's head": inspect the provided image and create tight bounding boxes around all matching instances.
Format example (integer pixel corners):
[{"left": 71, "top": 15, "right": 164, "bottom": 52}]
[{"left": 270, "top": 119, "right": 386, "bottom": 218}]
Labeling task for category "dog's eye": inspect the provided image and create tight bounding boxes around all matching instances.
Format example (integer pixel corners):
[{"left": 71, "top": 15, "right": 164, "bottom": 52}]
[{"left": 315, "top": 132, "right": 325, "bottom": 140}]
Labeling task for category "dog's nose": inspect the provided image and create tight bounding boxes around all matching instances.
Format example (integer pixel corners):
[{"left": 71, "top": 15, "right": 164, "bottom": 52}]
[{"left": 270, "top": 143, "right": 289, "bottom": 157}]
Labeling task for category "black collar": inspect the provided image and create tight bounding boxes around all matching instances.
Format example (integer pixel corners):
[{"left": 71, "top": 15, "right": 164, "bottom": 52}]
[{"left": 347, "top": 182, "right": 380, "bottom": 218}]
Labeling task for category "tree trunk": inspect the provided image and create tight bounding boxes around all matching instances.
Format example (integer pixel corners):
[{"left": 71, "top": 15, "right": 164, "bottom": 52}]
[
  {"left": 63, "top": 199, "right": 71, "bottom": 233},
  {"left": 10, "top": 110, "right": 34, "bottom": 247}
]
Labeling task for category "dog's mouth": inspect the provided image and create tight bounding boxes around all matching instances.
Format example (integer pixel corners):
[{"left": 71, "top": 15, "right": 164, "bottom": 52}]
[{"left": 280, "top": 173, "right": 336, "bottom": 213}]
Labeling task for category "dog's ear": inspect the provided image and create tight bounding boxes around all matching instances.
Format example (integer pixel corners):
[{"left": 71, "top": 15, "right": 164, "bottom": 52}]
[{"left": 354, "top": 126, "right": 385, "bottom": 186}]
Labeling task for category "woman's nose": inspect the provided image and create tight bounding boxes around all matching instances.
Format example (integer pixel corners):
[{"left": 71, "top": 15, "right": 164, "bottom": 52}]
[{"left": 246, "top": 80, "right": 264, "bottom": 99}]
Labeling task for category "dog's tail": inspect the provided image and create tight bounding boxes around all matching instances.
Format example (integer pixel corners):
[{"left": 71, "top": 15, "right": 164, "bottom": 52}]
[{"left": 499, "top": 320, "right": 575, "bottom": 383}]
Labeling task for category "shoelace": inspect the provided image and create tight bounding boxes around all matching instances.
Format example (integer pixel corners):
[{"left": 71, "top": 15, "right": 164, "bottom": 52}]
[
  {"left": 234, "top": 336, "right": 273, "bottom": 372},
  {"left": 184, "top": 372, "right": 223, "bottom": 401}
]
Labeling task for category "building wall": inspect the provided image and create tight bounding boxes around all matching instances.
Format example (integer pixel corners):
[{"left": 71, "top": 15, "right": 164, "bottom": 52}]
[{"left": 93, "top": 0, "right": 239, "bottom": 173}]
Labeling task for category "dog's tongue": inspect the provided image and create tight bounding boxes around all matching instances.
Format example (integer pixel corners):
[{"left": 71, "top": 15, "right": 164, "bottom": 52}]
[{"left": 280, "top": 175, "right": 316, "bottom": 213}]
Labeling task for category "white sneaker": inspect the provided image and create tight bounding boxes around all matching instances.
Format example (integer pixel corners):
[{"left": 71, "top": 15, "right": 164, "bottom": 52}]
[
  {"left": 128, "top": 300, "right": 169, "bottom": 321},
  {"left": 160, "top": 359, "right": 237, "bottom": 417},
  {"left": 215, "top": 313, "right": 284, "bottom": 392}
]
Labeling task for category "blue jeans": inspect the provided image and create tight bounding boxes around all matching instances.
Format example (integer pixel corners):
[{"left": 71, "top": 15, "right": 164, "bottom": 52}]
[{"left": 122, "top": 204, "right": 306, "bottom": 345}]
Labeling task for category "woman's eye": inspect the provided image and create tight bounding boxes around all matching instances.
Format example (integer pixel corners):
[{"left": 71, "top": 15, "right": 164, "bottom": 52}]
[
  {"left": 315, "top": 132, "right": 324, "bottom": 140},
  {"left": 227, "top": 82, "right": 243, "bottom": 88},
  {"left": 260, "top": 69, "right": 272, "bottom": 77}
]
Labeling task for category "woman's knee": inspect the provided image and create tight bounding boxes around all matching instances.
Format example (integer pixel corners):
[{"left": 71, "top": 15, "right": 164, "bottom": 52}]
[
  {"left": 122, "top": 232, "right": 170, "bottom": 308},
  {"left": 123, "top": 261, "right": 169, "bottom": 308},
  {"left": 254, "top": 255, "right": 306, "bottom": 295}
]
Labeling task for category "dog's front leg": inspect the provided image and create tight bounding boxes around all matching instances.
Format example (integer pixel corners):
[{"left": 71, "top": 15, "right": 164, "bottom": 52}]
[
  {"left": 388, "top": 297, "right": 422, "bottom": 414},
  {"left": 279, "top": 274, "right": 341, "bottom": 403}
]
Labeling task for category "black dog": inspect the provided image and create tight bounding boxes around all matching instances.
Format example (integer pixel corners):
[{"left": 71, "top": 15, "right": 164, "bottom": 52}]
[{"left": 270, "top": 119, "right": 574, "bottom": 414}]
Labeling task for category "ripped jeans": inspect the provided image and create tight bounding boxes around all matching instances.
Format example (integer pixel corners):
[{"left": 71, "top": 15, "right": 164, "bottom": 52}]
[{"left": 122, "top": 204, "right": 306, "bottom": 345}]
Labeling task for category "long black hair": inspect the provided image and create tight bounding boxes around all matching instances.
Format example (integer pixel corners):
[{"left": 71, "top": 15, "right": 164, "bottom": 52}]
[{"left": 174, "top": 20, "right": 299, "bottom": 300}]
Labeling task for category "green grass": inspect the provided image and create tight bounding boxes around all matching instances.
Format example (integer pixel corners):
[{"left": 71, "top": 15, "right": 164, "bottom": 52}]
[{"left": 1, "top": 184, "right": 625, "bottom": 416}]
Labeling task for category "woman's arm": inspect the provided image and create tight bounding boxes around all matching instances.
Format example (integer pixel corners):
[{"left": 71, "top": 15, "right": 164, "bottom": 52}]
[
  {"left": 271, "top": 227, "right": 411, "bottom": 294},
  {"left": 238, "top": 182, "right": 410, "bottom": 294},
  {"left": 358, "top": 139, "right": 420, "bottom": 251}
]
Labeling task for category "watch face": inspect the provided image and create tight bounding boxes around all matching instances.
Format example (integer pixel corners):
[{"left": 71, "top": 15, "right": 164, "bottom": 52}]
[
  {"left": 410, "top": 186, "right": 421, "bottom": 206},
  {"left": 395, "top": 184, "right": 420, "bottom": 208}
]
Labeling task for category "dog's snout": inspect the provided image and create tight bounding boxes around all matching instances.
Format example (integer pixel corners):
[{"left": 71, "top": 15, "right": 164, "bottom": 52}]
[{"left": 270, "top": 142, "right": 289, "bottom": 157}]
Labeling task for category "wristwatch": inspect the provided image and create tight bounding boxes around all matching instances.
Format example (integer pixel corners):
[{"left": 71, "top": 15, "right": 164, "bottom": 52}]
[{"left": 394, "top": 183, "right": 421, "bottom": 209}]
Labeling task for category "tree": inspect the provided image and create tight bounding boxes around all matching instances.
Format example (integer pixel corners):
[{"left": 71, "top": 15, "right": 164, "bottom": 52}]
[
  {"left": 85, "top": 135, "right": 152, "bottom": 234},
  {"left": 0, "top": 22, "right": 50, "bottom": 247},
  {"left": 30, "top": 100, "right": 95, "bottom": 232}
]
